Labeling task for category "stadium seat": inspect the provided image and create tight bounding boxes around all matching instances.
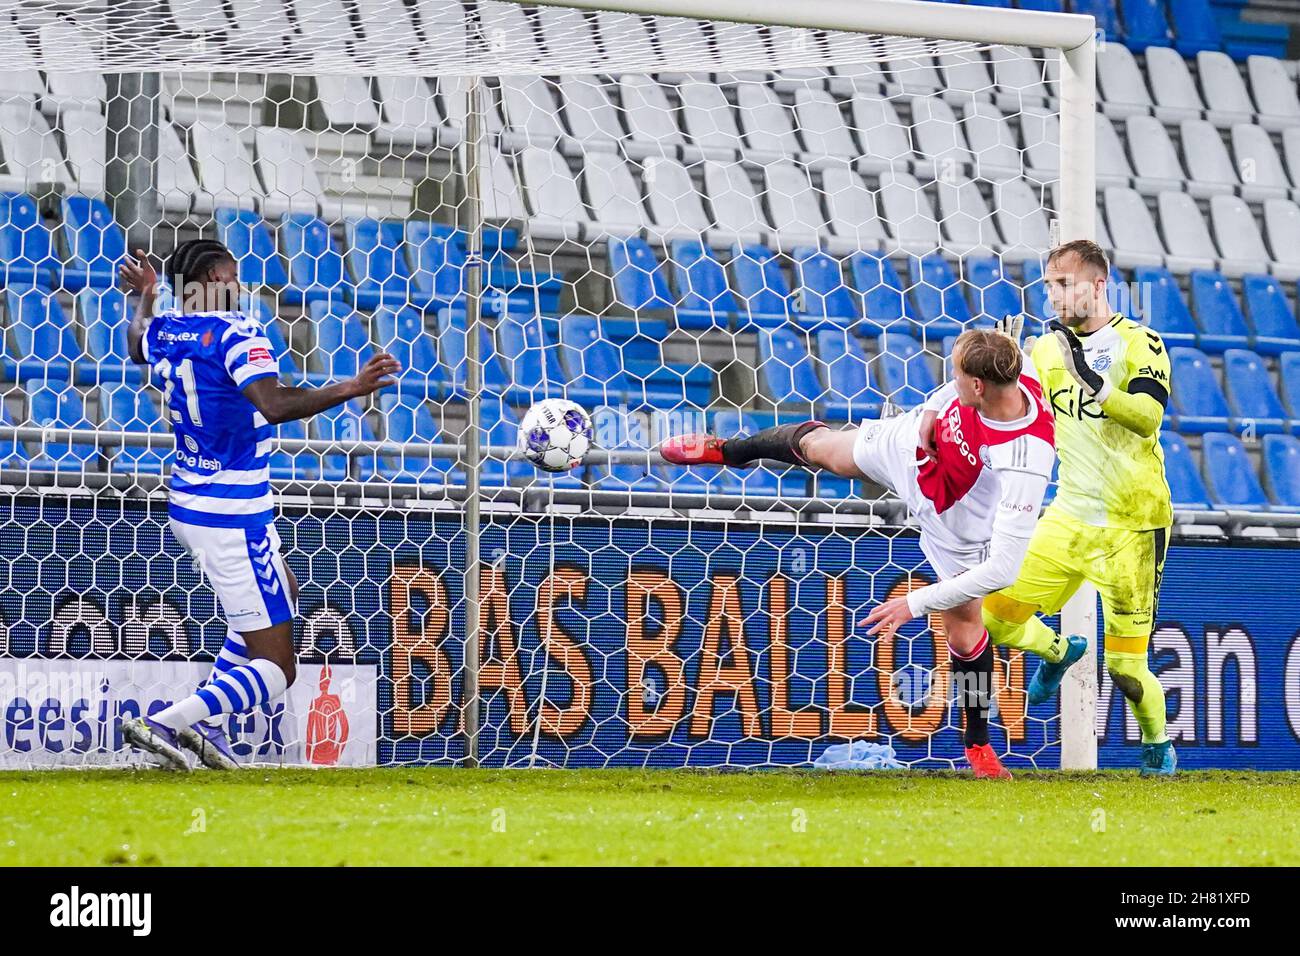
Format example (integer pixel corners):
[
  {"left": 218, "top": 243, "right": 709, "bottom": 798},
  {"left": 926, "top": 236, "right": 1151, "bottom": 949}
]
[
  {"left": 0, "top": 103, "right": 73, "bottom": 194},
  {"left": 960, "top": 101, "right": 1022, "bottom": 182},
  {"left": 517, "top": 144, "right": 589, "bottom": 241},
  {"left": 1172, "top": 0, "right": 1223, "bottom": 57},
  {"left": 191, "top": 121, "right": 264, "bottom": 212},
  {"left": 1189, "top": 270, "right": 1252, "bottom": 353},
  {"left": 1262, "top": 433, "right": 1300, "bottom": 510},
  {"left": 98, "top": 384, "right": 167, "bottom": 475},
  {"left": 1223, "top": 348, "right": 1291, "bottom": 435},
  {"left": 1159, "top": 431, "right": 1212, "bottom": 510},
  {"left": 1146, "top": 47, "right": 1205, "bottom": 123},
  {"left": 1281, "top": 352, "right": 1300, "bottom": 418},
  {"left": 1230, "top": 124, "right": 1291, "bottom": 203},
  {"left": 254, "top": 127, "right": 348, "bottom": 222},
  {"left": 434, "top": 306, "right": 511, "bottom": 402},
  {"left": 1096, "top": 45, "right": 1151, "bottom": 119},
  {"left": 793, "top": 89, "right": 859, "bottom": 161},
  {"left": 878, "top": 170, "right": 942, "bottom": 255},
  {"left": 817, "top": 328, "right": 882, "bottom": 421},
  {"left": 267, "top": 417, "right": 320, "bottom": 482},
  {"left": 5, "top": 284, "right": 80, "bottom": 380},
  {"left": 1197, "top": 51, "right": 1254, "bottom": 125},
  {"left": 667, "top": 240, "right": 738, "bottom": 330},
  {"left": 736, "top": 84, "right": 800, "bottom": 159},
  {"left": 621, "top": 75, "right": 686, "bottom": 157},
  {"left": 560, "top": 74, "right": 624, "bottom": 149},
  {"left": 875, "top": 333, "right": 940, "bottom": 408},
  {"left": 1210, "top": 194, "right": 1271, "bottom": 278},
  {"left": 558, "top": 314, "right": 640, "bottom": 407},
  {"left": 480, "top": 398, "right": 540, "bottom": 487},
  {"left": 1241, "top": 274, "right": 1300, "bottom": 356},
  {"left": 76, "top": 287, "right": 141, "bottom": 385},
  {"left": 315, "top": 399, "right": 380, "bottom": 482},
  {"left": 1202, "top": 431, "right": 1268, "bottom": 511},
  {"left": 1103, "top": 187, "right": 1166, "bottom": 268},
  {"left": 1132, "top": 266, "right": 1198, "bottom": 347},
  {"left": 1120, "top": 0, "right": 1172, "bottom": 51},
  {"left": 908, "top": 253, "right": 971, "bottom": 337},
  {"left": 1248, "top": 56, "right": 1300, "bottom": 132},
  {"left": 935, "top": 176, "right": 1000, "bottom": 255},
  {"left": 849, "top": 251, "right": 917, "bottom": 332},
  {"left": 1181, "top": 119, "right": 1239, "bottom": 197},
  {"left": 730, "top": 244, "right": 799, "bottom": 329},
  {"left": 60, "top": 196, "right": 126, "bottom": 292},
  {"left": 499, "top": 75, "right": 567, "bottom": 150},
  {"left": 965, "top": 256, "right": 1023, "bottom": 327},
  {"left": 1073, "top": 0, "right": 1121, "bottom": 41},
  {"left": 1156, "top": 191, "right": 1217, "bottom": 273},
  {"left": 346, "top": 217, "right": 439, "bottom": 312},
  {"left": 992, "top": 178, "right": 1052, "bottom": 261},
  {"left": 0, "top": 192, "right": 60, "bottom": 288},
  {"left": 216, "top": 207, "right": 288, "bottom": 288},
  {"left": 1127, "top": 117, "right": 1185, "bottom": 196},
  {"left": 495, "top": 312, "right": 568, "bottom": 402},
  {"left": 372, "top": 75, "right": 438, "bottom": 150},
  {"left": 762, "top": 162, "right": 827, "bottom": 250},
  {"left": 377, "top": 392, "right": 463, "bottom": 485},
  {"left": 582, "top": 153, "right": 648, "bottom": 238},
  {"left": 307, "top": 300, "right": 374, "bottom": 386},
  {"left": 1263, "top": 200, "right": 1300, "bottom": 284},
  {"left": 24, "top": 376, "right": 97, "bottom": 471},
  {"left": 823, "top": 165, "right": 890, "bottom": 247},
  {"left": 279, "top": 212, "right": 349, "bottom": 306},
  {"left": 1169, "top": 347, "right": 1232, "bottom": 433},
  {"left": 713, "top": 409, "right": 810, "bottom": 498},
  {"left": 792, "top": 248, "right": 864, "bottom": 332},
  {"left": 607, "top": 237, "right": 674, "bottom": 315},
  {"left": 372, "top": 305, "right": 442, "bottom": 399},
  {"left": 1020, "top": 258, "right": 1055, "bottom": 325},
  {"left": 679, "top": 80, "right": 746, "bottom": 158},
  {"left": 644, "top": 158, "right": 711, "bottom": 239},
  {"left": 704, "top": 162, "right": 766, "bottom": 244},
  {"left": 757, "top": 325, "right": 826, "bottom": 410}
]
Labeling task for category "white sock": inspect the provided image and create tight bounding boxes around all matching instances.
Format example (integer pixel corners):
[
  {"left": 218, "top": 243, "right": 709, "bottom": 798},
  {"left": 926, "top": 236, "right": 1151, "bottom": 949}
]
[{"left": 153, "top": 658, "right": 290, "bottom": 731}]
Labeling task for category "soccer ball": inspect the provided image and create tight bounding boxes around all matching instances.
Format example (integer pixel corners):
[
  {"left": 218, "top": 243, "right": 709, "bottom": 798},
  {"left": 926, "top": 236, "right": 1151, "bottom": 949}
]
[{"left": 518, "top": 399, "right": 593, "bottom": 473}]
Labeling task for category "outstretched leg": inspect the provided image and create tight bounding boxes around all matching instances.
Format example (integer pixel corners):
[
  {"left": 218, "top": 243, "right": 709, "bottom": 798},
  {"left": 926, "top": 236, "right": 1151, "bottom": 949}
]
[{"left": 661, "top": 421, "right": 864, "bottom": 478}]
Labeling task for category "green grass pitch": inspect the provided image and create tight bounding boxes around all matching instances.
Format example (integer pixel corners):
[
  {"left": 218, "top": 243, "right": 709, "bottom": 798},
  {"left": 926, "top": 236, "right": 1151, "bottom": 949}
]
[{"left": 2, "top": 768, "right": 1299, "bottom": 866}]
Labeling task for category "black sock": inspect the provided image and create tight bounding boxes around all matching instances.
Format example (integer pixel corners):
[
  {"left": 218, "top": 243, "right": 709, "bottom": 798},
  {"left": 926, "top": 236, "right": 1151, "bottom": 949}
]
[
  {"left": 951, "top": 634, "right": 994, "bottom": 748},
  {"left": 722, "top": 421, "right": 826, "bottom": 468}
]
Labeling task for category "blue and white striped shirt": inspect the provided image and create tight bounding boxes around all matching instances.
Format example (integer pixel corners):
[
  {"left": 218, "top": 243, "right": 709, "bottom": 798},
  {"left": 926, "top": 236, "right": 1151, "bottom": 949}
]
[{"left": 142, "top": 310, "right": 281, "bottom": 529}]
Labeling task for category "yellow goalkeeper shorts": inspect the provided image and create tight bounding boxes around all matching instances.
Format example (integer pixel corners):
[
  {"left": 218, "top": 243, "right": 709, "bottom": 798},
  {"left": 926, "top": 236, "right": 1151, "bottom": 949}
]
[{"left": 984, "top": 507, "right": 1170, "bottom": 647}]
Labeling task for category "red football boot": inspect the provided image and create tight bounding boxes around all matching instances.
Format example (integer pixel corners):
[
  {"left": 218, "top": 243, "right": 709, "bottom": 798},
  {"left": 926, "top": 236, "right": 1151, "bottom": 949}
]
[
  {"left": 659, "top": 434, "right": 728, "bottom": 466},
  {"left": 965, "top": 743, "right": 1013, "bottom": 780}
]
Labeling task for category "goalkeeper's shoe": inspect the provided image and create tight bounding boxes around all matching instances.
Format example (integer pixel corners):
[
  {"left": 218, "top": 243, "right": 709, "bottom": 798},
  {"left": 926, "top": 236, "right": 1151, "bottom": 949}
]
[
  {"left": 965, "top": 743, "right": 1013, "bottom": 780},
  {"left": 121, "top": 716, "right": 190, "bottom": 772},
  {"left": 1026, "top": 634, "right": 1089, "bottom": 706},
  {"left": 659, "top": 435, "right": 727, "bottom": 466},
  {"left": 1139, "top": 740, "right": 1177, "bottom": 777},
  {"left": 178, "top": 720, "right": 240, "bottom": 770}
]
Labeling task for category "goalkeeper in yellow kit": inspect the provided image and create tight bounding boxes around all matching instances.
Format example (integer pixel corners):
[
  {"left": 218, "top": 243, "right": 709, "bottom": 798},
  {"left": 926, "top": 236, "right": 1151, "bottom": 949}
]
[{"left": 985, "top": 239, "right": 1176, "bottom": 775}]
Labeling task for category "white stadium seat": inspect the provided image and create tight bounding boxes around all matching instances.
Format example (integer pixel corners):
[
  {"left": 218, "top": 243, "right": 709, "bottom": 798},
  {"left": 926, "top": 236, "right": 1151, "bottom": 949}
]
[
  {"left": 228, "top": 0, "right": 296, "bottom": 48},
  {"left": 1020, "top": 106, "right": 1060, "bottom": 181},
  {"left": 292, "top": 0, "right": 360, "bottom": 51},
  {"left": 679, "top": 81, "right": 744, "bottom": 159},
  {"left": 878, "top": 170, "right": 941, "bottom": 255},
  {"left": 910, "top": 96, "right": 970, "bottom": 181},
  {"left": 477, "top": 145, "right": 529, "bottom": 222},
  {"left": 1181, "top": 119, "right": 1239, "bottom": 198},
  {"left": 39, "top": 20, "right": 105, "bottom": 111},
  {"left": 937, "top": 51, "right": 994, "bottom": 106},
  {"left": 961, "top": 101, "right": 1023, "bottom": 182},
  {"left": 158, "top": 121, "right": 201, "bottom": 214},
  {"left": 1197, "top": 51, "right": 1256, "bottom": 129},
  {"left": 582, "top": 152, "right": 648, "bottom": 238},
  {"left": 1263, "top": 198, "right": 1300, "bottom": 281},
  {"left": 315, "top": 68, "right": 381, "bottom": 130},
  {"left": 1104, "top": 186, "right": 1166, "bottom": 268},
  {"left": 762, "top": 161, "right": 828, "bottom": 251},
  {"left": 991, "top": 177, "right": 1051, "bottom": 261},
  {"left": 517, "top": 145, "right": 587, "bottom": 241},
  {"left": 1126, "top": 115, "right": 1186, "bottom": 196},
  {"left": 1096, "top": 44, "right": 1153, "bottom": 119},
  {"left": 499, "top": 76, "right": 567, "bottom": 151},
  {"left": 373, "top": 75, "right": 438, "bottom": 149},
  {"left": 643, "top": 156, "right": 710, "bottom": 239},
  {"left": 793, "top": 89, "right": 858, "bottom": 161},
  {"left": 1095, "top": 112, "right": 1133, "bottom": 189},
  {"left": 703, "top": 160, "right": 766, "bottom": 244},
  {"left": 355, "top": 0, "right": 424, "bottom": 57},
  {"left": 1246, "top": 56, "right": 1300, "bottom": 132},
  {"left": 255, "top": 127, "right": 329, "bottom": 219},
  {"left": 62, "top": 109, "right": 107, "bottom": 198},
  {"left": 620, "top": 75, "right": 686, "bottom": 157},
  {"left": 1157, "top": 191, "right": 1218, "bottom": 273},
  {"left": 990, "top": 45, "right": 1053, "bottom": 113},
  {"left": 559, "top": 75, "right": 624, "bottom": 150},
  {"left": 712, "top": 21, "right": 770, "bottom": 85},
  {"left": 1146, "top": 47, "right": 1205, "bottom": 124},
  {"left": 935, "top": 176, "right": 998, "bottom": 255},
  {"left": 1231, "top": 123, "right": 1291, "bottom": 202},
  {"left": 822, "top": 163, "right": 889, "bottom": 247},
  {"left": 736, "top": 84, "right": 801, "bottom": 159},
  {"left": 848, "top": 95, "right": 913, "bottom": 173},
  {"left": 191, "top": 121, "right": 264, "bottom": 212},
  {"left": 1209, "top": 193, "right": 1270, "bottom": 278},
  {"left": 0, "top": 100, "right": 74, "bottom": 191}
]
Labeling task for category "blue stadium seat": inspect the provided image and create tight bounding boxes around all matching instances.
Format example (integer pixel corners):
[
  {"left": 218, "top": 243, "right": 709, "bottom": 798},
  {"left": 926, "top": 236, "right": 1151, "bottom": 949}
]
[
  {"left": 25, "top": 377, "right": 97, "bottom": 471},
  {"left": 5, "top": 284, "right": 81, "bottom": 380},
  {"left": 407, "top": 227, "right": 465, "bottom": 307},
  {"left": 434, "top": 306, "right": 512, "bottom": 401},
  {"left": 1108, "top": 266, "right": 1139, "bottom": 322},
  {"left": 216, "top": 207, "right": 288, "bottom": 288},
  {"left": 608, "top": 237, "right": 674, "bottom": 313},
  {"left": 267, "top": 418, "right": 320, "bottom": 482},
  {"left": 307, "top": 300, "right": 374, "bottom": 386},
  {"left": 965, "top": 257, "right": 1022, "bottom": 328},
  {"left": 713, "top": 409, "right": 811, "bottom": 498},
  {"left": 372, "top": 305, "right": 443, "bottom": 399},
  {"left": 909, "top": 253, "right": 971, "bottom": 338},
  {"left": 347, "top": 218, "right": 439, "bottom": 312},
  {"left": 98, "top": 384, "right": 167, "bottom": 475},
  {"left": 1133, "top": 266, "right": 1198, "bottom": 347},
  {"left": 667, "top": 240, "right": 736, "bottom": 330},
  {"left": 1020, "top": 259, "right": 1055, "bottom": 327},
  {"left": 875, "top": 333, "right": 939, "bottom": 408},
  {"left": 315, "top": 399, "right": 380, "bottom": 481},
  {"left": 0, "top": 400, "right": 27, "bottom": 468},
  {"left": 590, "top": 410, "right": 666, "bottom": 493},
  {"left": 1190, "top": 270, "right": 1251, "bottom": 353},
  {"left": 558, "top": 314, "right": 635, "bottom": 406},
  {"left": 1015, "top": 0, "right": 1064, "bottom": 10},
  {"left": 239, "top": 294, "right": 300, "bottom": 378},
  {"left": 61, "top": 196, "right": 126, "bottom": 292},
  {"left": 1169, "top": 0, "right": 1222, "bottom": 57},
  {"left": 817, "top": 329, "right": 882, "bottom": 422},
  {"left": 0, "top": 193, "right": 60, "bottom": 288},
  {"left": 1223, "top": 348, "right": 1291, "bottom": 435},
  {"left": 1281, "top": 352, "right": 1300, "bottom": 419},
  {"left": 1072, "top": 0, "right": 1122, "bottom": 41},
  {"left": 495, "top": 312, "right": 567, "bottom": 402},
  {"left": 757, "top": 326, "right": 826, "bottom": 410},
  {"left": 730, "top": 244, "right": 798, "bottom": 330},
  {"left": 1120, "top": 0, "right": 1173, "bottom": 50},
  {"left": 378, "top": 392, "right": 464, "bottom": 485},
  {"left": 1202, "top": 431, "right": 1268, "bottom": 510},
  {"left": 600, "top": 315, "right": 711, "bottom": 410},
  {"left": 1241, "top": 274, "right": 1300, "bottom": 357},
  {"left": 408, "top": 224, "right": 562, "bottom": 316},
  {"left": 792, "top": 247, "right": 864, "bottom": 332},
  {"left": 480, "top": 398, "right": 535, "bottom": 487},
  {"left": 849, "top": 251, "right": 917, "bottom": 333},
  {"left": 1262, "top": 433, "right": 1300, "bottom": 511},
  {"left": 1170, "top": 346, "right": 1232, "bottom": 433},
  {"left": 76, "top": 288, "right": 141, "bottom": 385},
  {"left": 280, "top": 212, "right": 349, "bottom": 306},
  {"left": 1159, "top": 431, "right": 1212, "bottom": 510}
]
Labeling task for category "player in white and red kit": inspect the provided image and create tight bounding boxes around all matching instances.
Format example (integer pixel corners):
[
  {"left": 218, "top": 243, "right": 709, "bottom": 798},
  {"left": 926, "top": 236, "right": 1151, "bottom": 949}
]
[{"left": 661, "top": 329, "right": 1056, "bottom": 779}]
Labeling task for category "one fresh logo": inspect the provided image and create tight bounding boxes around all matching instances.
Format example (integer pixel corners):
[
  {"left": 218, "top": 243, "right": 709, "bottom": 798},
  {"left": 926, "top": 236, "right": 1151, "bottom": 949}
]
[
  {"left": 49, "top": 886, "right": 152, "bottom": 936},
  {"left": 1090, "top": 354, "right": 1112, "bottom": 372}
]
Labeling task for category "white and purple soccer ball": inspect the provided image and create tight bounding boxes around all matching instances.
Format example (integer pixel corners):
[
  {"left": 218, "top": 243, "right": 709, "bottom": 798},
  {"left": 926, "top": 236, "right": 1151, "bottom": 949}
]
[{"left": 518, "top": 399, "right": 593, "bottom": 473}]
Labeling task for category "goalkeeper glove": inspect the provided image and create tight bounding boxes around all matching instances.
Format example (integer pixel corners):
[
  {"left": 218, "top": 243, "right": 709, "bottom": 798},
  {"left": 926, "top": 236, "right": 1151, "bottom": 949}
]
[
  {"left": 994, "top": 314, "right": 1037, "bottom": 354},
  {"left": 1048, "top": 319, "right": 1112, "bottom": 403}
]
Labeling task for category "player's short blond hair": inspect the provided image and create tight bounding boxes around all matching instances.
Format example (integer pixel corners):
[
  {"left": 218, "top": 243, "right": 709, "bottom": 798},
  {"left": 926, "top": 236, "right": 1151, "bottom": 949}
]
[
  {"left": 953, "top": 328, "right": 1022, "bottom": 386},
  {"left": 1046, "top": 238, "right": 1110, "bottom": 280}
]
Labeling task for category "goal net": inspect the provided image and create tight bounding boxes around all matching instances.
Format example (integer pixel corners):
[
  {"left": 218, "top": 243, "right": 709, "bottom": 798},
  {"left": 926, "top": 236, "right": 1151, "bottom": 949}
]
[{"left": 0, "top": 0, "right": 1095, "bottom": 769}]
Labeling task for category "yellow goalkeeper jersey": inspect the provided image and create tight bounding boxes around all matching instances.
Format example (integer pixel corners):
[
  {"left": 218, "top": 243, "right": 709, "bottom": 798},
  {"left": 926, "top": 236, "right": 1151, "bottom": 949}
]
[{"left": 1031, "top": 314, "right": 1174, "bottom": 531}]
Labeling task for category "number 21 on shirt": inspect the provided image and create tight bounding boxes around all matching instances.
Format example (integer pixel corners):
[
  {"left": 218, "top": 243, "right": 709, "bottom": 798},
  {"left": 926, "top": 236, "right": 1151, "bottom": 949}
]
[{"left": 155, "top": 357, "right": 203, "bottom": 427}]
